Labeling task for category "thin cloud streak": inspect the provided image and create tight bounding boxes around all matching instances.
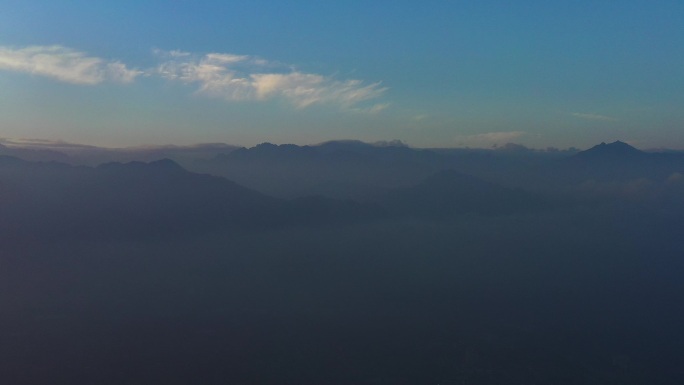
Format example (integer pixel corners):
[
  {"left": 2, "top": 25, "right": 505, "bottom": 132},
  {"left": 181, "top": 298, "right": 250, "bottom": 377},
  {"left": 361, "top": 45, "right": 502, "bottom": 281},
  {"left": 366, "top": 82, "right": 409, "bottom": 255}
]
[
  {"left": 0, "top": 45, "right": 141, "bottom": 85},
  {"left": 156, "top": 50, "right": 387, "bottom": 109},
  {"left": 572, "top": 112, "right": 618, "bottom": 122}
]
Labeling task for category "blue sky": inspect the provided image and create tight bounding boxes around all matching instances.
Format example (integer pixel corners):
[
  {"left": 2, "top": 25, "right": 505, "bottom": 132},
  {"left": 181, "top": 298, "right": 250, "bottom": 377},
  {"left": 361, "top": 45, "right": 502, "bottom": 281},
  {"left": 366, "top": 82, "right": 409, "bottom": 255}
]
[{"left": 1, "top": 1, "right": 683, "bottom": 149}]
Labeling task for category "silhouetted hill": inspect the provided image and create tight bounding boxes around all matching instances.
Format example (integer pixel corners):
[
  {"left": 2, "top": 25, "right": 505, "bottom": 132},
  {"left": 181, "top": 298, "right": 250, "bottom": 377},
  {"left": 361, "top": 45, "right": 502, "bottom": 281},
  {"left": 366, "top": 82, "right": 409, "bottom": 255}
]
[
  {"left": 226, "top": 142, "right": 318, "bottom": 162},
  {"left": 0, "top": 139, "right": 241, "bottom": 165},
  {"left": 562, "top": 141, "right": 684, "bottom": 183},
  {"left": 194, "top": 141, "right": 440, "bottom": 199},
  {"left": 2, "top": 139, "right": 588, "bottom": 197},
  {"left": 378, "top": 169, "right": 548, "bottom": 218},
  {"left": 215, "top": 141, "right": 437, "bottom": 166},
  {"left": 0, "top": 158, "right": 280, "bottom": 240},
  {"left": 0, "top": 143, "right": 71, "bottom": 162},
  {"left": 0, "top": 158, "right": 385, "bottom": 242},
  {"left": 572, "top": 141, "right": 646, "bottom": 163}
]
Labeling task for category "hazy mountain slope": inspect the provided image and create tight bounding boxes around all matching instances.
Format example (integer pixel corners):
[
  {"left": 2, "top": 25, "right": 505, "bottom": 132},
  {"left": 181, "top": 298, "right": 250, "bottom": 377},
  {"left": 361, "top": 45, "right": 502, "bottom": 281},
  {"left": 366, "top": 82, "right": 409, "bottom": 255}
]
[
  {"left": 190, "top": 141, "right": 441, "bottom": 199},
  {"left": 377, "top": 169, "right": 550, "bottom": 218},
  {"left": 563, "top": 140, "right": 684, "bottom": 182},
  {"left": 0, "top": 157, "right": 282, "bottom": 240},
  {"left": 0, "top": 139, "right": 241, "bottom": 166},
  {"left": 0, "top": 157, "right": 384, "bottom": 242}
]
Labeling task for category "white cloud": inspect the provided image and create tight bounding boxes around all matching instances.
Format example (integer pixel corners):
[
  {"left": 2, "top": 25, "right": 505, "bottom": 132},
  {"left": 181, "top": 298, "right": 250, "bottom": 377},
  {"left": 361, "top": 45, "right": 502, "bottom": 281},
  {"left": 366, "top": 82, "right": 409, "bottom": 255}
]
[
  {"left": 0, "top": 45, "right": 142, "bottom": 85},
  {"left": 571, "top": 112, "right": 618, "bottom": 122},
  {"left": 0, "top": 45, "right": 386, "bottom": 110},
  {"left": 205, "top": 53, "right": 250, "bottom": 64},
  {"left": 156, "top": 50, "right": 387, "bottom": 109}
]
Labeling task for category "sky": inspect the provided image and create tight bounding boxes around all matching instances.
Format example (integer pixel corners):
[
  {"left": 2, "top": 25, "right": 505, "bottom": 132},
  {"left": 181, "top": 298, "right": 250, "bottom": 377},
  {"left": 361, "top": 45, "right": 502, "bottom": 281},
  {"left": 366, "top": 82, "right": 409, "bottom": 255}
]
[{"left": 1, "top": 1, "right": 683, "bottom": 149}]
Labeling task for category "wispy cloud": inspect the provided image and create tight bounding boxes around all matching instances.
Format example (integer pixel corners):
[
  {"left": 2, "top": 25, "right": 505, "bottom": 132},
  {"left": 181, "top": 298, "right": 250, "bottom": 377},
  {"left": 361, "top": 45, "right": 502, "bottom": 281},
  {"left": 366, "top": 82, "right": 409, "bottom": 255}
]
[
  {"left": 571, "top": 112, "right": 618, "bottom": 122},
  {"left": 368, "top": 103, "right": 390, "bottom": 113},
  {"left": 0, "top": 137, "right": 99, "bottom": 150},
  {"left": 0, "top": 45, "right": 387, "bottom": 110},
  {"left": 156, "top": 50, "right": 387, "bottom": 109},
  {"left": 455, "top": 131, "right": 526, "bottom": 147},
  {"left": 0, "top": 45, "right": 142, "bottom": 85}
]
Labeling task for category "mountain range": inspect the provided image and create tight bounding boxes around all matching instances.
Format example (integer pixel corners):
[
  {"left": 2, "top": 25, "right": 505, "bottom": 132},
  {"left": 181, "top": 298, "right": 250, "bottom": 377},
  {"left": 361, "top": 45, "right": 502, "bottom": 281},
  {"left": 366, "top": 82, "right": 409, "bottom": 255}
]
[
  {"left": 2, "top": 139, "right": 684, "bottom": 243},
  {"left": 2, "top": 140, "right": 684, "bottom": 384}
]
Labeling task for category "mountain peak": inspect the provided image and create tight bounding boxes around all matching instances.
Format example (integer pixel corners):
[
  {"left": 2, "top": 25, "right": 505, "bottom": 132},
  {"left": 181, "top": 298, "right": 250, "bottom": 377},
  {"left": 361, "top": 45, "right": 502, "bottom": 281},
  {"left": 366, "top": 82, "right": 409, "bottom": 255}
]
[
  {"left": 573, "top": 140, "right": 644, "bottom": 161},
  {"left": 593, "top": 140, "right": 639, "bottom": 151}
]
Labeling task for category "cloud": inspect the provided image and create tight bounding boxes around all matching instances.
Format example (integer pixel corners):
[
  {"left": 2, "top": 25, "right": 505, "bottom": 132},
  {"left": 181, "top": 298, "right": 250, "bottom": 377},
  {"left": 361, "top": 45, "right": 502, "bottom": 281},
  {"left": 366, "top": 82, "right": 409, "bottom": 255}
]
[
  {"left": 571, "top": 112, "right": 618, "bottom": 122},
  {"left": 0, "top": 45, "right": 386, "bottom": 110},
  {"left": 455, "top": 131, "right": 526, "bottom": 148},
  {"left": 0, "top": 45, "right": 142, "bottom": 85},
  {"left": 0, "top": 137, "right": 99, "bottom": 150},
  {"left": 156, "top": 50, "right": 387, "bottom": 109},
  {"left": 367, "top": 103, "right": 390, "bottom": 113}
]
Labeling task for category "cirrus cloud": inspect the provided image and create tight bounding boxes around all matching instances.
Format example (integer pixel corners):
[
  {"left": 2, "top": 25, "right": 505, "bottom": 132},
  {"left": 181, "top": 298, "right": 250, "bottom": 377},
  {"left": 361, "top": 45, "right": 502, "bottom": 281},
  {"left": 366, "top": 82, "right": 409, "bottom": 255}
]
[
  {"left": 156, "top": 50, "right": 387, "bottom": 110},
  {"left": 0, "top": 44, "right": 388, "bottom": 111},
  {"left": 571, "top": 112, "right": 618, "bottom": 122},
  {"left": 0, "top": 45, "right": 142, "bottom": 85}
]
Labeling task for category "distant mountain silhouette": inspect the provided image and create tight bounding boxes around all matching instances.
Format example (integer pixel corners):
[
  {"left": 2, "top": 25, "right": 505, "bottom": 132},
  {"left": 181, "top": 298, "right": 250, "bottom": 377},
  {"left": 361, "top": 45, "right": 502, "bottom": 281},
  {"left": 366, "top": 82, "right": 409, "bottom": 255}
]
[
  {"left": 0, "top": 158, "right": 279, "bottom": 240},
  {"left": 195, "top": 141, "right": 439, "bottom": 199},
  {"left": 1, "top": 138, "right": 586, "bottom": 198},
  {"left": 377, "top": 169, "right": 548, "bottom": 218},
  {"left": 0, "top": 158, "right": 385, "bottom": 242},
  {"left": 0, "top": 139, "right": 241, "bottom": 165},
  {"left": 0, "top": 143, "right": 71, "bottom": 162},
  {"left": 572, "top": 141, "right": 646, "bottom": 162},
  {"left": 6, "top": 139, "right": 684, "bottom": 224},
  {"left": 563, "top": 140, "right": 684, "bottom": 182},
  {"left": 214, "top": 141, "right": 437, "bottom": 166},
  {"left": 225, "top": 142, "right": 319, "bottom": 162}
]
